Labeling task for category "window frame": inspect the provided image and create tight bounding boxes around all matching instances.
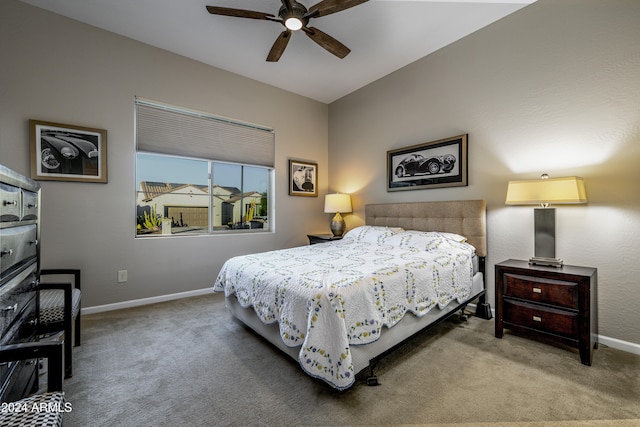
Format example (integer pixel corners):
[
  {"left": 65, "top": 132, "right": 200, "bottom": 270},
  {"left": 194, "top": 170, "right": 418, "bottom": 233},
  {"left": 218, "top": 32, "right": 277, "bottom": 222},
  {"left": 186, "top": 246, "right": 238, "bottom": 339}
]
[{"left": 134, "top": 98, "right": 275, "bottom": 238}]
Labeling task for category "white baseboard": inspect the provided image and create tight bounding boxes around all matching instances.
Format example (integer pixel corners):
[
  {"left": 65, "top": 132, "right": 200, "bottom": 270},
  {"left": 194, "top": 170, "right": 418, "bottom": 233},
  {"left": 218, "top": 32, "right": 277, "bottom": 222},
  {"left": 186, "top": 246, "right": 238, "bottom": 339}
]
[
  {"left": 598, "top": 335, "right": 640, "bottom": 355},
  {"left": 84, "top": 295, "right": 640, "bottom": 356},
  {"left": 82, "top": 288, "right": 215, "bottom": 315}
]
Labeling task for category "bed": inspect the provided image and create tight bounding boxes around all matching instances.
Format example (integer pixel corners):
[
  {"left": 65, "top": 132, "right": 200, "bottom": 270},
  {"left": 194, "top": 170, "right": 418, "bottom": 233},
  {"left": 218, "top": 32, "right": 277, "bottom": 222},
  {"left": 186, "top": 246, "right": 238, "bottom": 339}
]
[{"left": 213, "top": 200, "right": 491, "bottom": 390}]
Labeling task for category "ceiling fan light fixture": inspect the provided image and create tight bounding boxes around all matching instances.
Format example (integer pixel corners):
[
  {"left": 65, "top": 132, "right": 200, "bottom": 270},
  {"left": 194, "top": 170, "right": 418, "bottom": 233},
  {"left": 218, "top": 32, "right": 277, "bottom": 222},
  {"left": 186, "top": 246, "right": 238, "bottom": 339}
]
[
  {"left": 280, "top": 1, "right": 307, "bottom": 31},
  {"left": 285, "top": 17, "right": 303, "bottom": 30}
]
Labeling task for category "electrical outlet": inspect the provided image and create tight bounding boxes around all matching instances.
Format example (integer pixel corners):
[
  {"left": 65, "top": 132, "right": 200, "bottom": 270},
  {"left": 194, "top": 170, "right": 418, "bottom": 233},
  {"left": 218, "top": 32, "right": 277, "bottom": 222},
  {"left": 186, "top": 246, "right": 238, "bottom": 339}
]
[{"left": 117, "top": 270, "right": 127, "bottom": 283}]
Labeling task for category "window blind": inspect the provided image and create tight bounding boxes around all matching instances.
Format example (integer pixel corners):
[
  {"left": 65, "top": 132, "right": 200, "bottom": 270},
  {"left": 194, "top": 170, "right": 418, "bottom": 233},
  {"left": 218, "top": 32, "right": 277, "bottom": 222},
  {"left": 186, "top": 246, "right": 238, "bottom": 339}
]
[{"left": 135, "top": 98, "right": 275, "bottom": 167}]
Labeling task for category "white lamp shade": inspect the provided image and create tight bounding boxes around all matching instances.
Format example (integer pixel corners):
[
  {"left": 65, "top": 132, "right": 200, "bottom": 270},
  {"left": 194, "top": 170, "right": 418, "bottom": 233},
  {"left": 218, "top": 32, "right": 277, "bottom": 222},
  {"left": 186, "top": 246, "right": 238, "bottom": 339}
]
[
  {"left": 324, "top": 193, "right": 352, "bottom": 213},
  {"left": 505, "top": 176, "right": 587, "bottom": 205}
]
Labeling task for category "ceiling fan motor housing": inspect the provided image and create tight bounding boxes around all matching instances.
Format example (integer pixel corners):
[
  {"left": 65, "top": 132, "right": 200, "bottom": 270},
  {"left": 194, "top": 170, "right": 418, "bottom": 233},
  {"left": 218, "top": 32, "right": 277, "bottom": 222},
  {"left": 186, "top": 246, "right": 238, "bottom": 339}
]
[{"left": 279, "top": 1, "right": 309, "bottom": 29}]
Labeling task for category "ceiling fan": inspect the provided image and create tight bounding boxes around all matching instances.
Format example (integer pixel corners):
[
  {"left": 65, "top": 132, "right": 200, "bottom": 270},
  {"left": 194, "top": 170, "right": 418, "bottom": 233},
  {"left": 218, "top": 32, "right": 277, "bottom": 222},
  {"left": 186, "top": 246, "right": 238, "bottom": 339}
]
[{"left": 206, "top": 0, "right": 369, "bottom": 62}]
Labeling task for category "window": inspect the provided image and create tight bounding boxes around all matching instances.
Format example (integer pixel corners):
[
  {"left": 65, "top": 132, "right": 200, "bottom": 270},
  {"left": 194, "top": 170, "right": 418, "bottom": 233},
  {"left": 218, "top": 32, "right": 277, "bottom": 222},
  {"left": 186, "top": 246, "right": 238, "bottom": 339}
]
[{"left": 135, "top": 99, "right": 274, "bottom": 237}]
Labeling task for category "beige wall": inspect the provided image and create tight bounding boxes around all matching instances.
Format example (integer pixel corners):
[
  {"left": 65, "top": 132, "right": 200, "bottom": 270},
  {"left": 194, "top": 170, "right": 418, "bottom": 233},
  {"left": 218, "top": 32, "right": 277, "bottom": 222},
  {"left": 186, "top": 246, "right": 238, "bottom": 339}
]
[
  {"left": 0, "top": 1, "right": 329, "bottom": 307},
  {"left": 329, "top": 0, "right": 640, "bottom": 345}
]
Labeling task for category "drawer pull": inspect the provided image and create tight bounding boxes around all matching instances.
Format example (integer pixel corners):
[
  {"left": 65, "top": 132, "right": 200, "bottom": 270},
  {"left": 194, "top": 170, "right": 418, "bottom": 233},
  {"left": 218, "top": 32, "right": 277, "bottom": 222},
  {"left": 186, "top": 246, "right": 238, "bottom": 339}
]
[
  {"left": 3, "top": 200, "right": 18, "bottom": 206},
  {"left": 533, "top": 315, "right": 542, "bottom": 322},
  {"left": 1, "top": 248, "right": 14, "bottom": 257},
  {"left": 27, "top": 203, "right": 38, "bottom": 208},
  {"left": 532, "top": 287, "right": 542, "bottom": 294}
]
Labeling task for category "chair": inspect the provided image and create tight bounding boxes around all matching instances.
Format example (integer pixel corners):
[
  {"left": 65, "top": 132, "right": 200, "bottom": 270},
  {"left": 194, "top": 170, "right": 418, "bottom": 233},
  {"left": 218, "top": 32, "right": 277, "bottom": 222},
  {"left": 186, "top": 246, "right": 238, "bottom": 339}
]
[
  {"left": 38, "top": 269, "right": 82, "bottom": 378},
  {"left": 0, "top": 332, "right": 65, "bottom": 427}
]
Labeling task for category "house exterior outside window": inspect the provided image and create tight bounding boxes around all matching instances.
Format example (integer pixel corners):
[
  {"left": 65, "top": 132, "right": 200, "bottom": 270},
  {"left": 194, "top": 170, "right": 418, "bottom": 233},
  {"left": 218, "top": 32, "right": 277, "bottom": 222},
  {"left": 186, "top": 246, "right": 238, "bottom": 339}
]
[{"left": 134, "top": 99, "right": 274, "bottom": 237}]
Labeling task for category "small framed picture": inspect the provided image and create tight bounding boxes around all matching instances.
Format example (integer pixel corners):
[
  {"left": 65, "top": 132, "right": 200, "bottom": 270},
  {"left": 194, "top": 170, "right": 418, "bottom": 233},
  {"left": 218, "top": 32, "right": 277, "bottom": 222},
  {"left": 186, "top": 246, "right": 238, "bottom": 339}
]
[
  {"left": 387, "top": 134, "right": 467, "bottom": 191},
  {"left": 289, "top": 159, "right": 317, "bottom": 197},
  {"left": 30, "top": 119, "right": 108, "bottom": 183}
]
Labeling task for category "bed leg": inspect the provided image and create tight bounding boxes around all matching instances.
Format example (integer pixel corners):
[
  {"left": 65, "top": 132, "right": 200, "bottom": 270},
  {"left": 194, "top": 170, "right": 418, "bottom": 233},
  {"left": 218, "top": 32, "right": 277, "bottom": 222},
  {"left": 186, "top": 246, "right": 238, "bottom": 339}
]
[
  {"left": 366, "top": 361, "right": 380, "bottom": 386},
  {"left": 366, "top": 376, "right": 379, "bottom": 386},
  {"left": 459, "top": 305, "right": 468, "bottom": 321},
  {"left": 474, "top": 294, "right": 493, "bottom": 320}
]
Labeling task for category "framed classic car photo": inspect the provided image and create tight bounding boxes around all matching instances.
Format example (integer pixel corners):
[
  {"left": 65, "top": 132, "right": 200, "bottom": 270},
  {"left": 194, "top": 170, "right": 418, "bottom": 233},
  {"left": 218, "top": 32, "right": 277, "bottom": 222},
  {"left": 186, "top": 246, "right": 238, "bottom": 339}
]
[
  {"left": 289, "top": 159, "right": 317, "bottom": 197},
  {"left": 387, "top": 134, "right": 467, "bottom": 191},
  {"left": 30, "top": 119, "right": 108, "bottom": 183}
]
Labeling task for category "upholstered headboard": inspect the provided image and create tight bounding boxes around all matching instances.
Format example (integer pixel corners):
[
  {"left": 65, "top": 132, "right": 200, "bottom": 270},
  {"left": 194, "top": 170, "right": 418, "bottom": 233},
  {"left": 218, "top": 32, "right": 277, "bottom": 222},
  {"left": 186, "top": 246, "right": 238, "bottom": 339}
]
[{"left": 365, "top": 200, "right": 487, "bottom": 257}]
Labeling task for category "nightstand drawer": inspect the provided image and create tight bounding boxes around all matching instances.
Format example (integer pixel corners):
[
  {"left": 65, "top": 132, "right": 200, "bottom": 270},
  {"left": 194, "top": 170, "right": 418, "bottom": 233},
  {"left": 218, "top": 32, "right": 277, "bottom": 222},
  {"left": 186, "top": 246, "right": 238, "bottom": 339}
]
[
  {"left": 503, "top": 272, "right": 578, "bottom": 310},
  {"left": 503, "top": 299, "right": 578, "bottom": 339},
  {"left": 495, "top": 259, "right": 597, "bottom": 365}
]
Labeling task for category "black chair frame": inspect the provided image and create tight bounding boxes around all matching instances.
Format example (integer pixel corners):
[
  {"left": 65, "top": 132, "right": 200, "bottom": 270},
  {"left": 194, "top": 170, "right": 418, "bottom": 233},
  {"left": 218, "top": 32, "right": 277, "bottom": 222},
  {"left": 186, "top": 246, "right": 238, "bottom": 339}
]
[
  {"left": 38, "top": 269, "right": 81, "bottom": 378},
  {"left": 0, "top": 332, "right": 65, "bottom": 395}
]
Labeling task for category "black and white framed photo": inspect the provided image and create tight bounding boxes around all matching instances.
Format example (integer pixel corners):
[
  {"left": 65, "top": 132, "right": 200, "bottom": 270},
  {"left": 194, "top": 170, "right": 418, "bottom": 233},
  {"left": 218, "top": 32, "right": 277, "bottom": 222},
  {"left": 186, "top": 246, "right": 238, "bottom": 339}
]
[
  {"left": 30, "top": 119, "right": 108, "bottom": 183},
  {"left": 289, "top": 159, "right": 317, "bottom": 197},
  {"left": 387, "top": 134, "right": 467, "bottom": 191}
]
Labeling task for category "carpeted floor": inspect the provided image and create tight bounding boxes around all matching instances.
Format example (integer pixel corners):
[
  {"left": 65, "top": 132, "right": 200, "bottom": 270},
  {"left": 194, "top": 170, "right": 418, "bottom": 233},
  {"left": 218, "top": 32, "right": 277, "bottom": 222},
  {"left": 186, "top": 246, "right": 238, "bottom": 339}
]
[{"left": 62, "top": 293, "right": 640, "bottom": 426}]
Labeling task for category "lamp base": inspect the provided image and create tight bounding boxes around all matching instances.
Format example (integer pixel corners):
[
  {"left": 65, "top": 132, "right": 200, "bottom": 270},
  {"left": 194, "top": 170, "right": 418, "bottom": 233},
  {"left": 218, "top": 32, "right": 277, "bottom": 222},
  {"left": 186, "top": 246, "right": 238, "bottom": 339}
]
[
  {"left": 330, "top": 212, "right": 346, "bottom": 237},
  {"left": 529, "top": 256, "right": 564, "bottom": 268},
  {"left": 532, "top": 208, "right": 562, "bottom": 267}
]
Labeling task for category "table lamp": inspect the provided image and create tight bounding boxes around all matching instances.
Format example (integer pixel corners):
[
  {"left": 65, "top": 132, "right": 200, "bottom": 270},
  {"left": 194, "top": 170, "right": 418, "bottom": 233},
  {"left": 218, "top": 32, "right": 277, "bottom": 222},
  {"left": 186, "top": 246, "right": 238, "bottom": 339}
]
[
  {"left": 505, "top": 174, "right": 587, "bottom": 267},
  {"left": 324, "top": 193, "right": 352, "bottom": 237}
]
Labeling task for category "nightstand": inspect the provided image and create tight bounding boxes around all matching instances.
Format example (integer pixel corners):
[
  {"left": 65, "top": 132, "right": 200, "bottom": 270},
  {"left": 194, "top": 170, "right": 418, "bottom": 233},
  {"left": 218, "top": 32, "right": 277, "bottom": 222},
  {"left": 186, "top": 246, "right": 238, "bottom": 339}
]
[
  {"left": 495, "top": 259, "right": 597, "bottom": 365},
  {"left": 307, "top": 234, "right": 342, "bottom": 245}
]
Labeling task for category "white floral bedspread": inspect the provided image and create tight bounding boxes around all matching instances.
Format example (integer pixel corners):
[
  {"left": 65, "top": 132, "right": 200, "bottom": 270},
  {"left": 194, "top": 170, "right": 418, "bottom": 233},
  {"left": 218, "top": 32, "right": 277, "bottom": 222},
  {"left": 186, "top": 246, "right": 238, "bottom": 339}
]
[{"left": 213, "top": 226, "right": 475, "bottom": 389}]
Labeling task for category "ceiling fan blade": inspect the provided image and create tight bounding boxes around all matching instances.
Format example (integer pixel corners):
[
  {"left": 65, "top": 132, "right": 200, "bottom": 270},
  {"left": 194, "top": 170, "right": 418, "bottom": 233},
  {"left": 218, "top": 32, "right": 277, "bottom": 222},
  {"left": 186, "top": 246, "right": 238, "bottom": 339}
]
[
  {"left": 303, "top": 26, "right": 350, "bottom": 59},
  {"left": 267, "top": 30, "right": 292, "bottom": 62},
  {"left": 206, "top": 6, "right": 276, "bottom": 21},
  {"left": 305, "top": 0, "right": 368, "bottom": 18}
]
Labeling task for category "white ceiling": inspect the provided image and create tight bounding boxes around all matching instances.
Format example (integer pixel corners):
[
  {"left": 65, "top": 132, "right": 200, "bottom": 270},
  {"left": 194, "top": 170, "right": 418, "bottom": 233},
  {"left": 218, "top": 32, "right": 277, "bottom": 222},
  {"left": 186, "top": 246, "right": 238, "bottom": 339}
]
[{"left": 20, "top": 0, "right": 535, "bottom": 104}]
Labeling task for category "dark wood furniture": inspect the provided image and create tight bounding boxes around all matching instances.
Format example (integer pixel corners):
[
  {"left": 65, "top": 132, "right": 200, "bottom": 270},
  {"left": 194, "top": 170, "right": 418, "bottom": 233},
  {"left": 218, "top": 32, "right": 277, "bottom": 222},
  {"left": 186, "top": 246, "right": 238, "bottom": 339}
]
[
  {"left": 495, "top": 259, "right": 597, "bottom": 365},
  {"left": 0, "top": 165, "right": 41, "bottom": 402},
  {"left": 307, "top": 234, "right": 342, "bottom": 245}
]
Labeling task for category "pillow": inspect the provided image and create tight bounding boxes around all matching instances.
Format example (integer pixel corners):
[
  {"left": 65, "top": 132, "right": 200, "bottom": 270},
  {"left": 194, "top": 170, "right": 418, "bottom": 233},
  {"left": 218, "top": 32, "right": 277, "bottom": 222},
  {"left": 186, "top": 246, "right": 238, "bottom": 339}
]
[
  {"left": 384, "top": 230, "right": 441, "bottom": 251},
  {"left": 385, "top": 230, "right": 469, "bottom": 250},
  {"left": 437, "top": 232, "right": 468, "bottom": 243},
  {"left": 343, "top": 225, "right": 403, "bottom": 244}
]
